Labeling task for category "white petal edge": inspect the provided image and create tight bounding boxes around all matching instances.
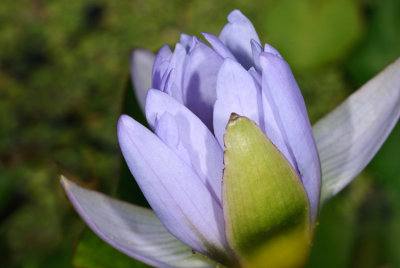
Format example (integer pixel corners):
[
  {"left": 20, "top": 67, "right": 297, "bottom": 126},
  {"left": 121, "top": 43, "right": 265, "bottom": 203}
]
[
  {"left": 313, "top": 57, "right": 400, "bottom": 204},
  {"left": 61, "top": 177, "right": 221, "bottom": 268},
  {"left": 131, "top": 49, "right": 156, "bottom": 111}
]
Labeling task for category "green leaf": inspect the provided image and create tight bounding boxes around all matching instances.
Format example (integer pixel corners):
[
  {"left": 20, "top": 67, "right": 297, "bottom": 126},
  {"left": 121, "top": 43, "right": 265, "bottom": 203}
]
[
  {"left": 223, "top": 114, "right": 312, "bottom": 268},
  {"left": 74, "top": 229, "right": 150, "bottom": 268}
]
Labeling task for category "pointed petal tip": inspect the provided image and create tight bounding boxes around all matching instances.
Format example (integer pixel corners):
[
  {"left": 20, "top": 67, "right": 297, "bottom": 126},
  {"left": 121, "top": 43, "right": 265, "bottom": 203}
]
[
  {"left": 201, "top": 32, "right": 214, "bottom": 41},
  {"left": 260, "top": 51, "right": 278, "bottom": 62},
  {"left": 159, "top": 44, "right": 171, "bottom": 51},
  {"left": 201, "top": 32, "right": 213, "bottom": 44},
  {"left": 60, "top": 175, "right": 70, "bottom": 191},
  {"left": 118, "top": 114, "right": 130, "bottom": 122},
  {"left": 117, "top": 114, "right": 136, "bottom": 140},
  {"left": 60, "top": 176, "right": 84, "bottom": 205},
  {"left": 117, "top": 114, "right": 129, "bottom": 128},
  {"left": 259, "top": 52, "right": 274, "bottom": 69},
  {"left": 227, "top": 9, "right": 247, "bottom": 23},
  {"left": 263, "top": 43, "right": 282, "bottom": 58},
  {"left": 180, "top": 33, "right": 190, "bottom": 39},
  {"left": 219, "top": 9, "right": 260, "bottom": 69},
  {"left": 60, "top": 176, "right": 79, "bottom": 195}
]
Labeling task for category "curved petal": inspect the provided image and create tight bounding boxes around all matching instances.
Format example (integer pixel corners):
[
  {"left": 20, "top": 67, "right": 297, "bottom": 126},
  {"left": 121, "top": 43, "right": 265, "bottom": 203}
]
[
  {"left": 155, "top": 112, "right": 192, "bottom": 165},
  {"left": 61, "top": 177, "right": 221, "bottom": 268},
  {"left": 146, "top": 89, "right": 224, "bottom": 205},
  {"left": 182, "top": 42, "right": 223, "bottom": 131},
  {"left": 219, "top": 10, "right": 261, "bottom": 69},
  {"left": 264, "top": 43, "right": 282, "bottom": 57},
  {"left": 250, "top": 39, "right": 262, "bottom": 72},
  {"left": 180, "top": 33, "right": 194, "bottom": 52},
  {"left": 261, "top": 85, "right": 296, "bottom": 170},
  {"left": 131, "top": 49, "right": 155, "bottom": 111},
  {"left": 257, "top": 49, "right": 296, "bottom": 170},
  {"left": 248, "top": 67, "right": 261, "bottom": 87},
  {"left": 163, "top": 43, "right": 187, "bottom": 103},
  {"left": 118, "top": 115, "right": 231, "bottom": 263},
  {"left": 159, "top": 68, "right": 173, "bottom": 95},
  {"left": 152, "top": 45, "right": 172, "bottom": 90},
  {"left": 213, "top": 59, "right": 263, "bottom": 148},
  {"left": 260, "top": 52, "right": 321, "bottom": 224},
  {"left": 202, "top": 32, "right": 236, "bottom": 60},
  {"left": 314, "top": 57, "right": 400, "bottom": 204}
]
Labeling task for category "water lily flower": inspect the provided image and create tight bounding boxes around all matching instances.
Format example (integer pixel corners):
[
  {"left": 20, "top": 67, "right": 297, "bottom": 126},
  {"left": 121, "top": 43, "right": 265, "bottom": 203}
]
[{"left": 62, "top": 9, "right": 400, "bottom": 268}]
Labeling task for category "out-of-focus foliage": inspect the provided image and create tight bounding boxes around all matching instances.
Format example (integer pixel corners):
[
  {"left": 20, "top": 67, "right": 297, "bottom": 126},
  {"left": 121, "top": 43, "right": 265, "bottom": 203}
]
[
  {"left": 74, "top": 229, "right": 150, "bottom": 268},
  {"left": 347, "top": 0, "right": 400, "bottom": 85},
  {"left": 0, "top": 0, "right": 399, "bottom": 267},
  {"left": 263, "top": 0, "right": 363, "bottom": 71}
]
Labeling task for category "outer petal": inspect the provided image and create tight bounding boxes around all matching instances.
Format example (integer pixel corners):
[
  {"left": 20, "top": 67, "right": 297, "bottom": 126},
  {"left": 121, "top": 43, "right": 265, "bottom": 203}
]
[
  {"left": 61, "top": 177, "right": 220, "bottom": 268},
  {"left": 182, "top": 41, "right": 223, "bottom": 131},
  {"left": 118, "top": 115, "right": 231, "bottom": 264},
  {"left": 313, "top": 57, "right": 400, "bottom": 204},
  {"left": 219, "top": 10, "right": 261, "bottom": 69},
  {"left": 131, "top": 49, "right": 156, "bottom": 110},
  {"left": 213, "top": 59, "right": 263, "bottom": 148},
  {"left": 260, "top": 52, "right": 321, "bottom": 223},
  {"left": 258, "top": 48, "right": 296, "bottom": 169},
  {"left": 146, "top": 89, "right": 224, "bottom": 205},
  {"left": 202, "top": 32, "right": 236, "bottom": 60}
]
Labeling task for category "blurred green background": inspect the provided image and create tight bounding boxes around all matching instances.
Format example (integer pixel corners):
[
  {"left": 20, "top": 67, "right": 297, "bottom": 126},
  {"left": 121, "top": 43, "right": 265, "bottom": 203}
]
[{"left": 0, "top": 0, "right": 399, "bottom": 267}]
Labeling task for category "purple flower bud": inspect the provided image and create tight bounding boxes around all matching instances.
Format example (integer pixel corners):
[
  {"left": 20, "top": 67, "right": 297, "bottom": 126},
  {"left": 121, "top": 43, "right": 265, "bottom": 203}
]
[{"left": 62, "top": 9, "right": 400, "bottom": 268}]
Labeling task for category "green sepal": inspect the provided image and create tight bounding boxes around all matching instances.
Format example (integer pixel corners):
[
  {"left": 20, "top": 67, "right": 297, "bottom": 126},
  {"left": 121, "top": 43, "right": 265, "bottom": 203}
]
[{"left": 223, "top": 114, "right": 312, "bottom": 268}]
